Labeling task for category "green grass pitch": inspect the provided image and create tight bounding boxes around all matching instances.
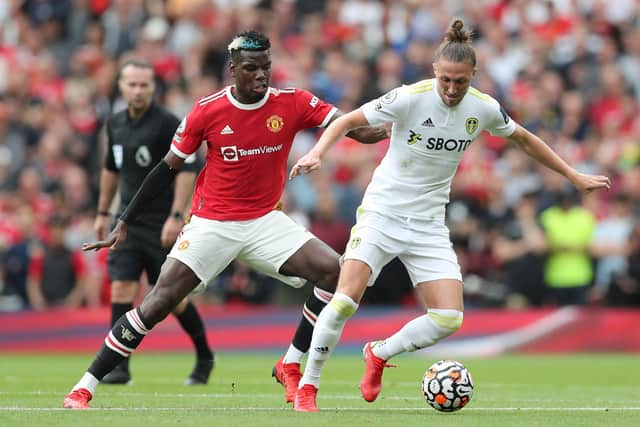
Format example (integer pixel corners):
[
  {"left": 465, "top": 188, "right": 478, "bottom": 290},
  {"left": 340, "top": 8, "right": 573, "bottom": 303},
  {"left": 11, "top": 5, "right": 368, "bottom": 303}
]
[{"left": 1, "top": 352, "right": 639, "bottom": 426}]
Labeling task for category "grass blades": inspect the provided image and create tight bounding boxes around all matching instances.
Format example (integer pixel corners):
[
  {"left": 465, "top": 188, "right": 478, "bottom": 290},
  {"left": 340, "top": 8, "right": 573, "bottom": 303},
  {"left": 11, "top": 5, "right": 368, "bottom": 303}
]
[{"left": 1, "top": 353, "right": 639, "bottom": 427}]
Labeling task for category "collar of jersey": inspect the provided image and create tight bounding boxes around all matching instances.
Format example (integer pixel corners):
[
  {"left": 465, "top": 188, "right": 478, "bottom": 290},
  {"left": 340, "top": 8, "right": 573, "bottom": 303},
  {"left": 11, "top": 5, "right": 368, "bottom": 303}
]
[{"left": 226, "top": 85, "right": 270, "bottom": 110}]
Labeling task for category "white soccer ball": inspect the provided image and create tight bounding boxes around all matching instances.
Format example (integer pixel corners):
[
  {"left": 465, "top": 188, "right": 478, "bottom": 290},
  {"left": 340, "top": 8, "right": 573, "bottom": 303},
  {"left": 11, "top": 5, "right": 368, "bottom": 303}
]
[{"left": 422, "top": 360, "right": 474, "bottom": 412}]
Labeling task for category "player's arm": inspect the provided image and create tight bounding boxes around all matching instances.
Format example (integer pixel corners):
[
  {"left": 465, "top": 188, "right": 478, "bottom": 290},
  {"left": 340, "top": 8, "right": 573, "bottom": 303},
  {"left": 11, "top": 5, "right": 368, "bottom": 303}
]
[
  {"left": 507, "top": 124, "right": 610, "bottom": 194},
  {"left": 330, "top": 110, "right": 388, "bottom": 144},
  {"left": 290, "top": 109, "right": 369, "bottom": 179},
  {"left": 95, "top": 121, "right": 120, "bottom": 239},
  {"left": 82, "top": 152, "right": 186, "bottom": 251},
  {"left": 160, "top": 166, "right": 196, "bottom": 247},
  {"left": 94, "top": 169, "right": 119, "bottom": 240}
]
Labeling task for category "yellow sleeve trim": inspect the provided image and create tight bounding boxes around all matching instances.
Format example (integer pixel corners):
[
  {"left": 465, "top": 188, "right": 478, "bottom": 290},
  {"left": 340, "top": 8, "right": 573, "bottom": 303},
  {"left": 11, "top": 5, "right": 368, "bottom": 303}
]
[
  {"left": 410, "top": 84, "right": 433, "bottom": 94},
  {"left": 409, "top": 79, "right": 434, "bottom": 93},
  {"left": 468, "top": 87, "right": 493, "bottom": 103}
]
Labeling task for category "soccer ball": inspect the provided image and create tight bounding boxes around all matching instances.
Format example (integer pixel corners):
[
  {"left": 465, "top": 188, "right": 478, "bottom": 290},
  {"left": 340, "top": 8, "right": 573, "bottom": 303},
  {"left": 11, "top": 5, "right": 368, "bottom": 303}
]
[{"left": 422, "top": 360, "right": 474, "bottom": 412}]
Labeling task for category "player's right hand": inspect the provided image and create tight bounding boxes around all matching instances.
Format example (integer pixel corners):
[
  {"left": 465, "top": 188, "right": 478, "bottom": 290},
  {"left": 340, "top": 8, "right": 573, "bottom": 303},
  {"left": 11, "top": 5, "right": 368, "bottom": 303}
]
[
  {"left": 82, "top": 220, "right": 128, "bottom": 251},
  {"left": 289, "top": 152, "right": 322, "bottom": 180}
]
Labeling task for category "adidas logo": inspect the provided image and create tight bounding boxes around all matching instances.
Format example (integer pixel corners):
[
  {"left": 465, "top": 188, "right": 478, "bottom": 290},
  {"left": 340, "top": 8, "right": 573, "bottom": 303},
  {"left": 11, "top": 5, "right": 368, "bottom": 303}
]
[
  {"left": 421, "top": 117, "right": 434, "bottom": 127},
  {"left": 220, "top": 125, "right": 234, "bottom": 135},
  {"left": 314, "top": 346, "right": 329, "bottom": 354}
]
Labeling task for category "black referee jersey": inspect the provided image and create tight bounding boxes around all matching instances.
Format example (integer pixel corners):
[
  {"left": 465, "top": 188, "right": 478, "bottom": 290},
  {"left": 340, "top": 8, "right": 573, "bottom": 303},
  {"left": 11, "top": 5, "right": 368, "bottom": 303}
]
[{"left": 104, "top": 102, "right": 198, "bottom": 227}]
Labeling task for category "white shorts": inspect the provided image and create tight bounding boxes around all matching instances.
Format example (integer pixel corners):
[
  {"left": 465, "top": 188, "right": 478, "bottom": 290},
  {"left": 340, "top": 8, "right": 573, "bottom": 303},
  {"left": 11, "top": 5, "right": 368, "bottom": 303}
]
[
  {"left": 343, "top": 209, "right": 462, "bottom": 287},
  {"left": 168, "top": 211, "right": 314, "bottom": 289}
]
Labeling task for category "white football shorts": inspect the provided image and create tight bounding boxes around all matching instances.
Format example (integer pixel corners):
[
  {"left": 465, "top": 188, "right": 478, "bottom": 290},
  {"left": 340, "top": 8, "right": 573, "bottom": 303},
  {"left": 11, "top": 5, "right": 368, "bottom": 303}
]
[
  {"left": 168, "top": 211, "right": 313, "bottom": 290},
  {"left": 343, "top": 208, "right": 462, "bottom": 287}
]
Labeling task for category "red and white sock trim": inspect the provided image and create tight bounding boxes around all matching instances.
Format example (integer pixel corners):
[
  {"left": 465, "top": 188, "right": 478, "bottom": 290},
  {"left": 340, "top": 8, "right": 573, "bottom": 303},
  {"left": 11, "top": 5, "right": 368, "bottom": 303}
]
[
  {"left": 302, "top": 304, "right": 317, "bottom": 326},
  {"left": 313, "top": 287, "right": 333, "bottom": 304},
  {"left": 105, "top": 331, "right": 135, "bottom": 357},
  {"left": 126, "top": 309, "right": 149, "bottom": 335}
]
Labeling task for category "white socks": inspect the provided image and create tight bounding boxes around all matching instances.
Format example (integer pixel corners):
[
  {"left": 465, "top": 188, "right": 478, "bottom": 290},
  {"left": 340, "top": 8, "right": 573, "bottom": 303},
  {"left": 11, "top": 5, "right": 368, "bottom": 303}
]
[
  {"left": 372, "top": 309, "right": 463, "bottom": 360},
  {"left": 299, "top": 293, "right": 358, "bottom": 388},
  {"left": 283, "top": 345, "right": 305, "bottom": 364},
  {"left": 71, "top": 372, "right": 99, "bottom": 395}
]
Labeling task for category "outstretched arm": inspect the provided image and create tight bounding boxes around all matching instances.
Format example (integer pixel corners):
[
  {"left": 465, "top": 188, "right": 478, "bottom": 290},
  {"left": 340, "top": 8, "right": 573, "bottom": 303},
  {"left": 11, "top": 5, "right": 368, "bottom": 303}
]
[
  {"left": 330, "top": 111, "right": 388, "bottom": 144},
  {"left": 82, "top": 151, "right": 186, "bottom": 251},
  {"left": 508, "top": 124, "right": 610, "bottom": 194},
  {"left": 290, "top": 109, "right": 370, "bottom": 179}
]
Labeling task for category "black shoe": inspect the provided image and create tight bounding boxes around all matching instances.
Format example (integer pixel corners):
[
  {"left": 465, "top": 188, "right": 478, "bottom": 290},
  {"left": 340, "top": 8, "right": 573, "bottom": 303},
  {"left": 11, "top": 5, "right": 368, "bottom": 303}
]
[
  {"left": 101, "top": 363, "right": 132, "bottom": 385},
  {"left": 184, "top": 357, "right": 215, "bottom": 385}
]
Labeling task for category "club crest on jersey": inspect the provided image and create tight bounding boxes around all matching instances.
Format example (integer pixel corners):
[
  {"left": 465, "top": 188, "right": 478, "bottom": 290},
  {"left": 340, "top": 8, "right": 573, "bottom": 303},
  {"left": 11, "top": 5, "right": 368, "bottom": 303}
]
[
  {"left": 350, "top": 237, "right": 362, "bottom": 249},
  {"left": 406, "top": 129, "right": 423, "bottom": 145},
  {"left": 266, "top": 115, "right": 284, "bottom": 133},
  {"left": 178, "top": 240, "right": 190, "bottom": 250},
  {"left": 220, "top": 145, "right": 239, "bottom": 162},
  {"left": 465, "top": 117, "right": 479, "bottom": 135}
]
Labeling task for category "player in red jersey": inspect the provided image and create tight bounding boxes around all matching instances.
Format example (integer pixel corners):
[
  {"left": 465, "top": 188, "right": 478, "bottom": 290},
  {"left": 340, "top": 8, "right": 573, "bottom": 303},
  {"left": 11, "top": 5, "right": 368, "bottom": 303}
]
[{"left": 62, "top": 30, "right": 387, "bottom": 409}]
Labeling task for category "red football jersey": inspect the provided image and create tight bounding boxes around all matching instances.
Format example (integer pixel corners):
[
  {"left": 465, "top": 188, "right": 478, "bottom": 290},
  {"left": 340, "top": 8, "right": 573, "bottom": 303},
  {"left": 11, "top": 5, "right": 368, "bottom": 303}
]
[{"left": 171, "top": 86, "right": 336, "bottom": 221}]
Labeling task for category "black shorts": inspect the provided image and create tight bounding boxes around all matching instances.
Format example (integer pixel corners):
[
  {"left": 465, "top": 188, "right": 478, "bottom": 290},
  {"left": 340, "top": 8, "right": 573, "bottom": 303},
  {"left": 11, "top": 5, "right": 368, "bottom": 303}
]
[{"left": 107, "top": 222, "right": 169, "bottom": 285}]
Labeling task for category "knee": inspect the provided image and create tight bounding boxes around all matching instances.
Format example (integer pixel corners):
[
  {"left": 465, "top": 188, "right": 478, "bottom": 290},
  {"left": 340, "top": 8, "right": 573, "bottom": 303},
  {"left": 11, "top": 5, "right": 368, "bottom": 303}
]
[
  {"left": 312, "top": 257, "right": 340, "bottom": 289},
  {"left": 428, "top": 309, "right": 464, "bottom": 338}
]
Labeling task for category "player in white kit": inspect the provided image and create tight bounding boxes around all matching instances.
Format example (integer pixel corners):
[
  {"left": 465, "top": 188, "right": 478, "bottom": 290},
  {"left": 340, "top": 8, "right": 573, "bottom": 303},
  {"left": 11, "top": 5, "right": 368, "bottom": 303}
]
[{"left": 289, "top": 19, "right": 611, "bottom": 412}]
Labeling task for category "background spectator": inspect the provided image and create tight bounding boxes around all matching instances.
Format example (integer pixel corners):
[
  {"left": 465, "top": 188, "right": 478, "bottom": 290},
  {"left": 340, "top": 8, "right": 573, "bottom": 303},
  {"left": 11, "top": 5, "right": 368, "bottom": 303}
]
[
  {"left": 25, "top": 214, "right": 94, "bottom": 310},
  {"left": 540, "top": 190, "right": 596, "bottom": 306}
]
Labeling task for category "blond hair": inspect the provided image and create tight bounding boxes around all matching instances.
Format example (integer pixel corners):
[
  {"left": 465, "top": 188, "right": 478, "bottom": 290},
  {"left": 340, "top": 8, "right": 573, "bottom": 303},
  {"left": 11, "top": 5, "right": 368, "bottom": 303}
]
[{"left": 434, "top": 19, "right": 476, "bottom": 66}]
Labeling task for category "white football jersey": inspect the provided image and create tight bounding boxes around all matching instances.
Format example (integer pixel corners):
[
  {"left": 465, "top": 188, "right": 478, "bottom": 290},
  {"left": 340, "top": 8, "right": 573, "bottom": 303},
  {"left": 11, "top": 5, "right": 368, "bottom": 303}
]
[{"left": 360, "top": 78, "right": 517, "bottom": 222}]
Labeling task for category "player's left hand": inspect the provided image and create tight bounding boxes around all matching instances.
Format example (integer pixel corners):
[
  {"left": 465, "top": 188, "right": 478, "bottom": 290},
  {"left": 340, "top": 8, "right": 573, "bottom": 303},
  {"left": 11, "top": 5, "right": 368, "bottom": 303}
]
[
  {"left": 570, "top": 172, "right": 611, "bottom": 194},
  {"left": 289, "top": 151, "right": 322, "bottom": 179},
  {"left": 161, "top": 217, "right": 183, "bottom": 247}
]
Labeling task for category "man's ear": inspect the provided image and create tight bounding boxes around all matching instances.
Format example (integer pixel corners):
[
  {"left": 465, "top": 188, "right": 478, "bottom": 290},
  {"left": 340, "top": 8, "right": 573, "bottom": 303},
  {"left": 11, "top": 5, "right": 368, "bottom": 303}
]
[{"left": 229, "top": 60, "right": 235, "bottom": 77}]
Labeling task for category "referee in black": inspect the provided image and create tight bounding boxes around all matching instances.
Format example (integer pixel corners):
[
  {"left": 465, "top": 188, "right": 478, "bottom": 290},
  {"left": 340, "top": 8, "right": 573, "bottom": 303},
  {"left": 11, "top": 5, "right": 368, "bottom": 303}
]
[{"left": 96, "top": 59, "right": 213, "bottom": 385}]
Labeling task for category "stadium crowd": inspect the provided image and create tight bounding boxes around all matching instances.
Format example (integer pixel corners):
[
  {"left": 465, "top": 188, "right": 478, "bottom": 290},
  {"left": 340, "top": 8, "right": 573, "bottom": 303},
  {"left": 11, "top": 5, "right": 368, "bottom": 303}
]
[{"left": 0, "top": 0, "right": 639, "bottom": 312}]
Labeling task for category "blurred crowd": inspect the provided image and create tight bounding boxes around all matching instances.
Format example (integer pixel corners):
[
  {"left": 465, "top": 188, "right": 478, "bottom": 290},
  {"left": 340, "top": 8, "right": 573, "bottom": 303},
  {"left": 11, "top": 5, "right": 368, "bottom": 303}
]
[{"left": 0, "top": 0, "right": 639, "bottom": 312}]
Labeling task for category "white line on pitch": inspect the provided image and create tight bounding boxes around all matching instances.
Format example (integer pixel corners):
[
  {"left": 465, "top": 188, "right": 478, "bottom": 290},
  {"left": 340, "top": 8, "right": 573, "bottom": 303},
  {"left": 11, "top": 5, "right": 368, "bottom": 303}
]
[{"left": 2, "top": 407, "right": 640, "bottom": 412}]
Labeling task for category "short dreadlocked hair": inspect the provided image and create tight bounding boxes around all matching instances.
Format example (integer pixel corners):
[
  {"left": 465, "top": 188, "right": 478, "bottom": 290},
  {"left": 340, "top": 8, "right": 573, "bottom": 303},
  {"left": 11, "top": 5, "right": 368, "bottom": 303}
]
[{"left": 227, "top": 30, "right": 271, "bottom": 62}]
